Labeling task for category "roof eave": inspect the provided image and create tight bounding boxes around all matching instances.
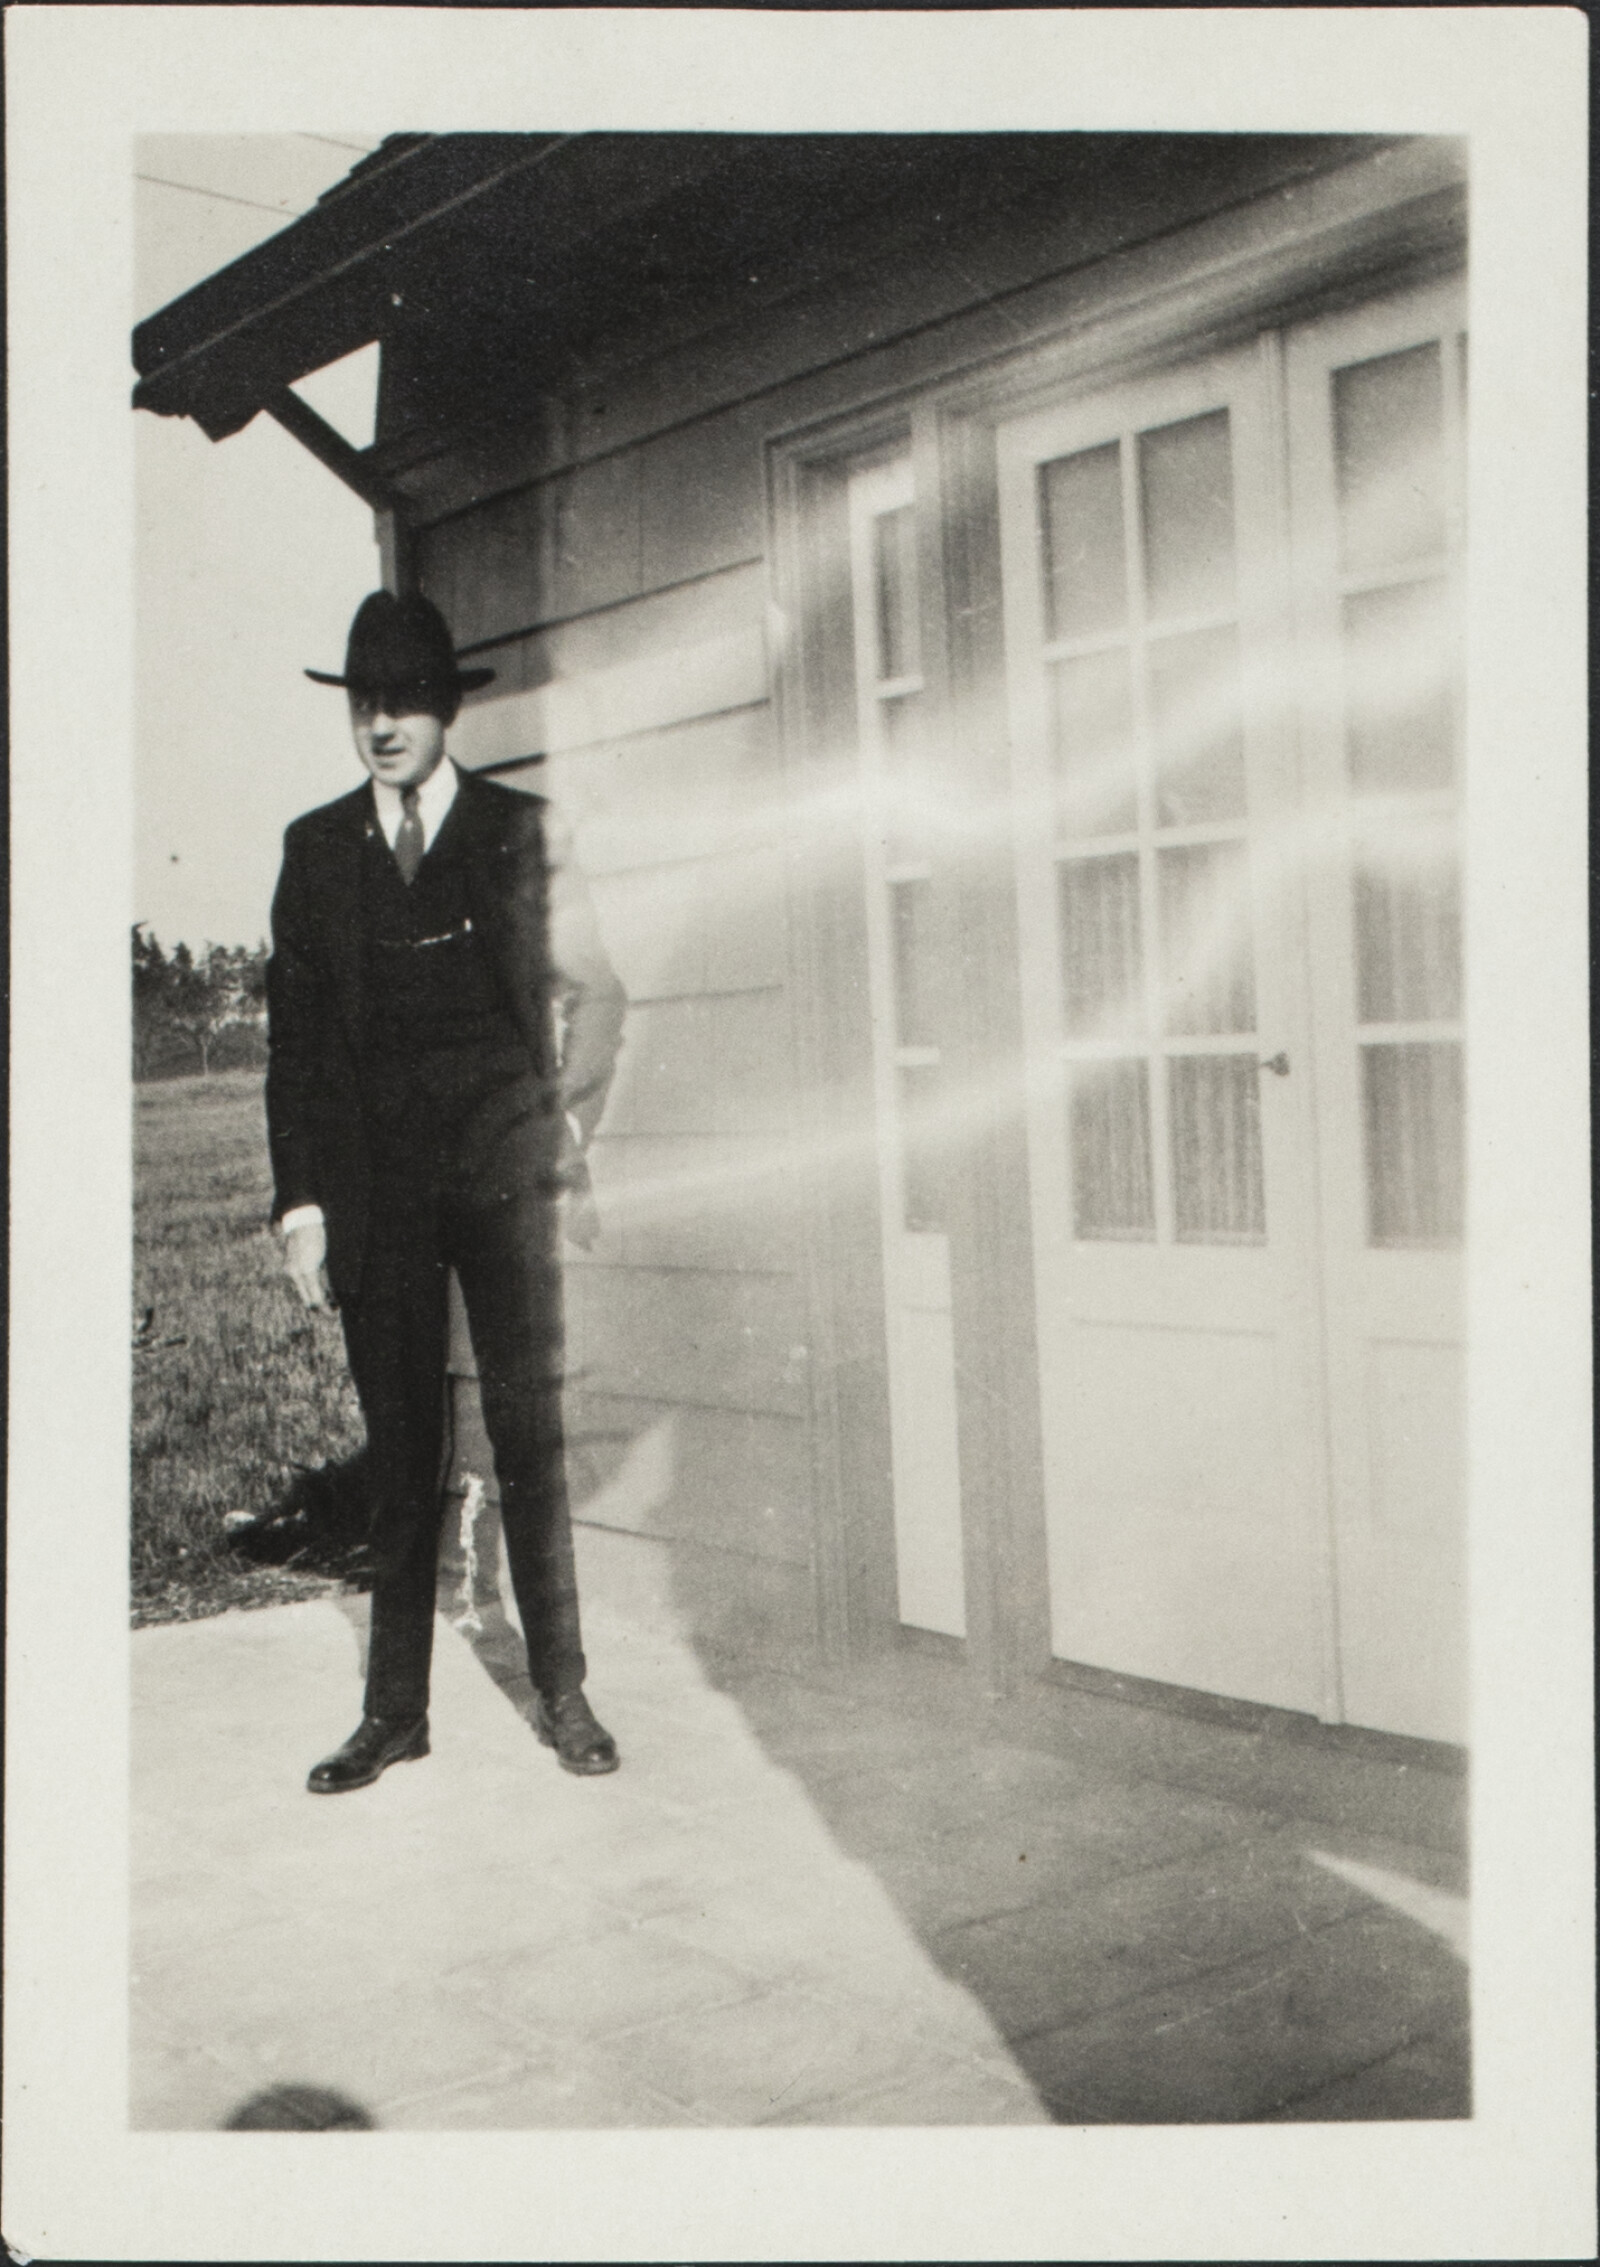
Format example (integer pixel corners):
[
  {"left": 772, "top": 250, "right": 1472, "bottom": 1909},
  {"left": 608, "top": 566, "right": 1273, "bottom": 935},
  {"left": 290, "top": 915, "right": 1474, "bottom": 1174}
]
[{"left": 131, "top": 133, "right": 572, "bottom": 437}]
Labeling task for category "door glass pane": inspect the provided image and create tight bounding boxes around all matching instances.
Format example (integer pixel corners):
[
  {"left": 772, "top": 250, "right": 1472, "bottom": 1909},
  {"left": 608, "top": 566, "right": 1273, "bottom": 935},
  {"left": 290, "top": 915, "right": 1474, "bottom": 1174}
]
[
  {"left": 898, "top": 1063, "right": 946, "bottom": 1232},
  {"left": 1169, "top": 1056, "right": 1265, "bottom": 1243},
  {"left": 880, "top": 694, "right": 924, "bottom": 864},
  {"left": 1343, "top": 580, "right": 1454, "bottom": 792},
  {"left": 1058, "top": 854, "right": 1143, "bottom": 1038},
  {"left": 1354, "top": 830, "right": 1462, "bottom": 1023},
  {"left": 890, "top": 879, "right": 936, "bottom": 1047},
  {"left": 1040, "top": 442, "right": 1126, "bottom": 641},
  {"left": 1050, "top": 648, "right": 1137, "bottom": 835},
  {"left": 1362, "top": 1041, "right": 1464, "bottom": 1245},
  {"left": 1333, "top": 342, "right": 1445, "bottom": 573},
  {"left": 1070, "top": 1060, "right": 1154, "bottom": 1240},
  {"left": 1158, "top": 841, "right": 1256, "bottom": 1036},
  {"left": 1139, "top": 409, "right": 1237, "bottom": 620},
  {"left": 1148, "top": 625, "right": 1247, "bottom": 823},
  {"left": 873, "top": 506, "right": 919, "bottom": 680}
]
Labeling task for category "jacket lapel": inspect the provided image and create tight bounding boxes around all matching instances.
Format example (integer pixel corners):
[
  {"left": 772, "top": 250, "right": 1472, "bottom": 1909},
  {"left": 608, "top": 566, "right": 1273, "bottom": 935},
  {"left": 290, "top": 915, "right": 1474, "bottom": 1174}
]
[{"left": 312, "top": 786, "right": 374, "bottom": 1055}]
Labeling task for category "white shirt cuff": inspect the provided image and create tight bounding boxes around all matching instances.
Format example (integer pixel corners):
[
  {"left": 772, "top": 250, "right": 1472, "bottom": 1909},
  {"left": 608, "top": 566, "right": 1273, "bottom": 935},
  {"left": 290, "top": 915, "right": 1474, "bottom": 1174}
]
[{"left": 564, "top": 1111, "right": 584, "bottom": 1150}]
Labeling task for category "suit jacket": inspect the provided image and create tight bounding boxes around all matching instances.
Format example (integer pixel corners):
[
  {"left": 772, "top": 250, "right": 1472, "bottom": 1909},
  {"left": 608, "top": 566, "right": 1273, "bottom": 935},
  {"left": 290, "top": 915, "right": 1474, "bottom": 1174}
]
[{"left": 265, "top": 765, "right": 627, "bottom": 1297}]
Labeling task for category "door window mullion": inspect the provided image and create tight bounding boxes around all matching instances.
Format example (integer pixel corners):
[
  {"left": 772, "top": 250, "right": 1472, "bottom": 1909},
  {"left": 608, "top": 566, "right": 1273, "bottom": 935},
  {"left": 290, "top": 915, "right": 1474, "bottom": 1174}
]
[{"left": 1122, "top": 425, "right": 1174, "bottom": 1248}]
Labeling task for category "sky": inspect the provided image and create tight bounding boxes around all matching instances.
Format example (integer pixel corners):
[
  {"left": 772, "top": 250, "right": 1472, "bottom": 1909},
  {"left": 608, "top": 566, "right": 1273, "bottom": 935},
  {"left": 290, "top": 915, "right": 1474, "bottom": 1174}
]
[{"left": 135, "top": 136, "right": 389, "bottom": 950}]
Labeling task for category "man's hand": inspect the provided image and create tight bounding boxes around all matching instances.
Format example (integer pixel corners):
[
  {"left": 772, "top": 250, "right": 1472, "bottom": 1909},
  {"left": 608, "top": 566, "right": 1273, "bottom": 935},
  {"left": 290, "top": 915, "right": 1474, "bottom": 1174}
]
[
  {"left": 283, "top": 1218, "right": 335, "bottom": 1312},
  {"left": 563, "top": 1185, "right": 602, "bottom": 1251},
  {"left": 558, "top": 1114, "right": 601, "bottom": 1250}
]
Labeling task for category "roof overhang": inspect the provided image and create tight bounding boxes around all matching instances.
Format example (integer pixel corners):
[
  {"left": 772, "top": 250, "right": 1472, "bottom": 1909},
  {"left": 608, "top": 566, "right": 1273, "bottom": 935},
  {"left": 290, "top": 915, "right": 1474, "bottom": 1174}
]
[
  {"left": 133, "top": 131, "right": 1400, "bottom": 454},
  {"left": 133, "top": 135, "right": 575, "bottom": 439}
]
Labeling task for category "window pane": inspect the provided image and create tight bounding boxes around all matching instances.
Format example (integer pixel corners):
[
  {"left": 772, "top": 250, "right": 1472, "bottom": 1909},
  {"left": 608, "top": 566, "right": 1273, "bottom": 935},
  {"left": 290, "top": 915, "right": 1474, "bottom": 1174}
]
[
  {"left": 1050, "top": 648, "right": 1137, "bottom": 835},
  {"left": 879, "top": 693, "right": 924, "bottom": 864},
  {"left": 873, "top": 506, "right": 918, "bottom": 680},
  {"left": 1363, "top": 1041, "right": 1464, "bottom": 1246},
  {"left": 1139, "top": 409, "right": 1237, "bottom": 621},
  {"left": 1343, "top": 579, "right": 1454, "bottom": 792},
  {"left": 1354, "top": 829, "right": 1462, "bottom": 1024},
  {"left": 1158, "top": 841, "right": 1257, "bottom": 1036},
  {"left": 1070, "top": 1059, "right": 1154, "bottom": 1240},
  {"left": 1058, "top": 854, "right": 1143, "bottom": 1039},
  {"left": 1334, "top": 342, "right": 1445, "bottom": 574},
  {"left": 1148, "top": 625, "right": 1247, "bottom": 824},
  {"left": 1169, "top": 1056, "right": 1265, "bottom": 1243},
  {"left": 891, "top": 879, "right": 937, "bottom": 1048},
  {"left": 898, "top": 1063, "right": 946, "bottom": 1232},
  {"left": 1040, "top": 442, "right": 1126, "bottom": 641}
]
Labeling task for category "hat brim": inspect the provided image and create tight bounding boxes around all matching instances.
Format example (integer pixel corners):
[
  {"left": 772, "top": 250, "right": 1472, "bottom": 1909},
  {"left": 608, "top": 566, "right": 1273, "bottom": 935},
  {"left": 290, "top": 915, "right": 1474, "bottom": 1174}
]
[{"left": 305, "top": 666, "right": 495, "bottom": 693}]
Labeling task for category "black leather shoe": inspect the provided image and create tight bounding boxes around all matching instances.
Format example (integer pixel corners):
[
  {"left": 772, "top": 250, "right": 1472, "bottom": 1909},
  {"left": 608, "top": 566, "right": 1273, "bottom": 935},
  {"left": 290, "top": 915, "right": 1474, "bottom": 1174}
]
[
  {"left": 307, "top": 1714, "right": 429, "bottom": 1794},
  {"left": 535, "top": 1688, "right": 619, "bottom": 1775}
]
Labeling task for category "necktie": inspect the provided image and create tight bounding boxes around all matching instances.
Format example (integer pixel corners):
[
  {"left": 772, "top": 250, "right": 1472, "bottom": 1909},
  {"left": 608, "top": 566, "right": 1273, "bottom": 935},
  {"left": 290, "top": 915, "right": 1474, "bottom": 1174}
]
[{"left": 394, "top": 786, "right": 424, "bottom": 885}]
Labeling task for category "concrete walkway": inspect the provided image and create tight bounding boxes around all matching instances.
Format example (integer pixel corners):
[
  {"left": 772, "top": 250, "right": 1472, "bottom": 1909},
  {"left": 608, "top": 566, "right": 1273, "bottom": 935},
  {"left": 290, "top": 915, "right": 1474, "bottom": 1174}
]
[
  {"left": 132, "top": 1532, "right": 1047, "bottom": 2129},
  {"left": 132, "top": 1524, "right": 1469, "bottom": 2129}
]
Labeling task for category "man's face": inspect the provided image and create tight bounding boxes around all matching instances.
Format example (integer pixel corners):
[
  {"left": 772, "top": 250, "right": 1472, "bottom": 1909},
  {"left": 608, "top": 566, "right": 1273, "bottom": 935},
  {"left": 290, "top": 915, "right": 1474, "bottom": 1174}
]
[{"left": 349, "top": 689, "right": 449, "bottom": 791}]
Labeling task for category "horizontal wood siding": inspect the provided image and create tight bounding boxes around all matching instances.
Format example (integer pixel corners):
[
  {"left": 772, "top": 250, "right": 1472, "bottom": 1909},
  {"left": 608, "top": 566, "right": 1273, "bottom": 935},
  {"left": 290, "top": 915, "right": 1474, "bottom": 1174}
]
[
  {"left": 436, "top": 482, "right": 814, "bottom": 1631},
  {"left": 421, "top": 485, "right": 545, "bottom": 652},
  {"left": 544, "top": 708, "right": 785, "bottom": 872},
  {"left": 562, "top": 1394, "right": 813, "bottom": 1565},
  {"left": 587, "top": 850, "right": 787, "bottom": 1001},
  {"left": 447, "top": 1386, "right": 819, "bottom": 1659},
  {"left": 601, "top": 994, "right": 791, "bottom": 1139},
  {"left": 639, "top": 404, "right": 769, "bottom": 588},
  {"left": 563, "top": 1266, "right": 808, "bottom": 1420},
  {"left": 419, "top": 421, "right": 748, "bottom": 642},
  {"left": 578, "top": 1134, "right": 802, "bottom": 1275},
  {"left": 419, "top": 419, "right": 767, "bottom": 658},
  {"left": 457, "top": 631, "right": 765, "bottom": 763},
  {"left": 549, "top": 451, "right": 644, "bottom": 618}
]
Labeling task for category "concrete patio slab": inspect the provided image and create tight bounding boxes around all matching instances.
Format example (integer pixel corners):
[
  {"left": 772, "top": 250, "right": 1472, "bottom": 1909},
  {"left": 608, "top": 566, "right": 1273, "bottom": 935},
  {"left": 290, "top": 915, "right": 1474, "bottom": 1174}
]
[
  {"left": 131, "top": 1520, "right": 1468, "bottom": 2129},
  {"left": 131, "top": 1543, "right": 1050, "bottom": 2130},
  {"left": 1011, "top": 1905, "right": 1470, "bottom": 2123}
]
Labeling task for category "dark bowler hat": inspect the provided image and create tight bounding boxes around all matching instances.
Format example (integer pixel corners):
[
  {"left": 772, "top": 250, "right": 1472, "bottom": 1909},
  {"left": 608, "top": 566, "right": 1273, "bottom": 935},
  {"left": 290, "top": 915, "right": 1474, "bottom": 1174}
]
[{"left": 306, "top": 590, "right": 494, "bottom": 704}]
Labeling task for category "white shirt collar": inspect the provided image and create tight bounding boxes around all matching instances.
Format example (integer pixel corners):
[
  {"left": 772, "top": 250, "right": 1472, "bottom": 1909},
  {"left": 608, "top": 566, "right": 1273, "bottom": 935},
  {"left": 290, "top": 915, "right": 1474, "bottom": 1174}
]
[{"left": 369, "top": 757, "right": 458, "bottom": 850}]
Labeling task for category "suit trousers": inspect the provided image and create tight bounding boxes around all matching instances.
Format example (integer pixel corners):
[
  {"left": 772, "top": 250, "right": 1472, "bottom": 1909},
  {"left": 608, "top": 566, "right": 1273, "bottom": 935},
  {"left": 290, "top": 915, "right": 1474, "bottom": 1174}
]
[{"left": 338, "top": 1110, "right": 586, "bottom": 1722}]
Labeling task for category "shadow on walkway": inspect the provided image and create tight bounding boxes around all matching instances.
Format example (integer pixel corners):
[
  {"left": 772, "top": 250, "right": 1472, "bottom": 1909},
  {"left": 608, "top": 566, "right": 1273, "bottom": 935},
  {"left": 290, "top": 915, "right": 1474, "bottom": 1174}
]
[
  {"left": 441, "top": 1480, "right": 1470, "bottom": 2126},
  {"left": 145, "top": 1450, "right": 1467, "bottom": 2130},
  {"left": 691, "top": 1636, "right": 1470, "bottom": 2124}
]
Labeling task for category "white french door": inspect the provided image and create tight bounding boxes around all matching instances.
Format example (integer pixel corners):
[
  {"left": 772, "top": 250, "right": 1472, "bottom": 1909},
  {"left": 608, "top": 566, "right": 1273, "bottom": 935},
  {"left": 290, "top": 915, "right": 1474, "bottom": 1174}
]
[
  {"left": 999, "top": 343, "right": 1332, "bottom": 1717},
  {"left": 1285, "top": 282, "right": 1467, "bottom": 1741},
  {"left": 997, "top": 280, "right": 1467, "bottom": 1737},
  {"left": 847, "top": 455, "right": 966, "bottom": 1638}
]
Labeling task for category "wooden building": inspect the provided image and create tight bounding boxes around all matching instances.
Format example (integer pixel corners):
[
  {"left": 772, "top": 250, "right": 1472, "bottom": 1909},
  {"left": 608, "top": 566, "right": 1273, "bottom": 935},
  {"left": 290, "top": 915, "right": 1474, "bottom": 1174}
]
[{"left": 134, "top": 131, "right": 1468, "bottom": 1744}]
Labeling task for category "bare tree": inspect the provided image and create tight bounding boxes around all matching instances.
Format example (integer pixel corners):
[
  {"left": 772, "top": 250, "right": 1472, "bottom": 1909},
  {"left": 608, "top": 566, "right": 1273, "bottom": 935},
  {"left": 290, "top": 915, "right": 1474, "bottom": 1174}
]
[{"left": 133, "top": 927, "right": 268, "bottom": 1078}]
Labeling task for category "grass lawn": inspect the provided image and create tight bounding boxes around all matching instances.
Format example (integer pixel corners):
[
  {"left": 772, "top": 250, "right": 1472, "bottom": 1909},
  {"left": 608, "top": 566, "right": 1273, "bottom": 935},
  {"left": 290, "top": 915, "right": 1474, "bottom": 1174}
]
[{"left": 133, "top": 1070, "right": 367, "bottom": 1626}]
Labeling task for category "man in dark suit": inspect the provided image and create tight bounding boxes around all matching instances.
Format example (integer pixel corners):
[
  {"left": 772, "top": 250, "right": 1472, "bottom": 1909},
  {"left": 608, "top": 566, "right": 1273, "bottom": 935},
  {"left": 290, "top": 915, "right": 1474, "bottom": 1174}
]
[{"left": 267, "top": 591, "right": 627, "bottom": 1793}]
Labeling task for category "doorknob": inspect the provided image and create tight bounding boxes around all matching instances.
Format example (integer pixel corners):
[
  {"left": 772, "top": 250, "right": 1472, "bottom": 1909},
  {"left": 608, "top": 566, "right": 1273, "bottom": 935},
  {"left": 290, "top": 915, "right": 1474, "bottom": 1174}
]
[{"left": 1258, "top": 1052, "right": 1290, "bottom": 1077}]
